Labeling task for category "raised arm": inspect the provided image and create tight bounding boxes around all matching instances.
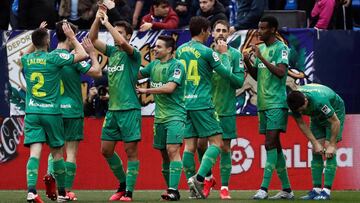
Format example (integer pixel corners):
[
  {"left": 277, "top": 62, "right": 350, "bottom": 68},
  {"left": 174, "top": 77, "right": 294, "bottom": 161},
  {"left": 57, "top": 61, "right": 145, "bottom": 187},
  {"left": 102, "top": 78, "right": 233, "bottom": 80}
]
[
  {"left": 100, "top": 12, "right": 134, "bottom": 55},
  {"left": 89, "top": 10, "right": 107, "bottom": 54},
  {"left": 325, "top": 113, "right": 340, "bottom": 158},
  {"left": 82, "top": 38, "right": 102, "bottom": 78},
  {"left": 63, "top": 23, "right": 88, "bottom": 63}
]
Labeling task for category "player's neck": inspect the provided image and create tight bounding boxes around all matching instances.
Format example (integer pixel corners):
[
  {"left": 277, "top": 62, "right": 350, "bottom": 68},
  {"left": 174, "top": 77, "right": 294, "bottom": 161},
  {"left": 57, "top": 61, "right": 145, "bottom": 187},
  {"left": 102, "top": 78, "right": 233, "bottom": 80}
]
[
  {"left": 34, "top": 47, "right": 47, "bottom": 52},
  {"left": 192, "top": 36, "right": 205, "bottom": 44},
  {"left": 264, "top": 36, "right": 277, "bottom": 47},
  {"left": 57, "top": 42, "right": 70, "bottom": 51},
  {"left": 159, "top": 55, "right": 173, "bottom": 63}
]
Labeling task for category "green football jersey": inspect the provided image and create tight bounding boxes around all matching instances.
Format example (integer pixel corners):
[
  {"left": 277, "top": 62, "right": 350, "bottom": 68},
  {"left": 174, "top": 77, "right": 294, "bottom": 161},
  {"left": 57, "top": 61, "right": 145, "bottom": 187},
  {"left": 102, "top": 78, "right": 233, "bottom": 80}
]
[
  {"left": 176, "top": 40, "right": 230, "bottom": 110},
  {"left": 22, "top": 49, "right": 74, "bottom": 114},
  {"left": 254, "top": 40, "right": 289, "bottom": 111},
  {"left": 60, "top": 61, "right": 91, "bottom": 118},
  {"left": 105, "top": 45, "right": 141, "bottom": 110},
  {"left": 293, "top": 84, "right": 345, "bottom": 124},
  {"left": 140, "top": 58, "right": 186, "bottom": 123},
  {"left": 212, "top": 46, "right": 244, "bottom": 116}
]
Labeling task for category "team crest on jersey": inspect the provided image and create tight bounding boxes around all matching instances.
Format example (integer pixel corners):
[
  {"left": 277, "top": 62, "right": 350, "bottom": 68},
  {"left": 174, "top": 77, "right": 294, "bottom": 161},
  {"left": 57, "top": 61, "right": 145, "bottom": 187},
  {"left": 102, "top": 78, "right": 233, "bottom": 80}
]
[
  {"left": 212, "top": 52, "right": 220, "bottom": 62},
  {"left": 321, "top": 105, "right": 331, "bottom": 115},
  {"left": 281, "top": 50, "right": 288, "bottom": 60},
  {"left": 59, "top": 53, "right": 70, "bottom": 60},
  {"left": 80, "top": 61, "right": 88, "bottom": 67},
  {"left": 173, "top": 68, "right": 181, "bottom": 79}
]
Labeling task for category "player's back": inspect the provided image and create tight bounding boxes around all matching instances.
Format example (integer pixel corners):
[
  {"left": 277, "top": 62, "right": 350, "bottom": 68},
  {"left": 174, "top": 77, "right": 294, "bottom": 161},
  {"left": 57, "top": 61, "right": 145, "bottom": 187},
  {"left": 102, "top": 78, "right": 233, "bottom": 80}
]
[
  {"left": 22, "top": 50, "right": 62, "bottom": 114},
  {"left": 60, "top": 61, "right": 91, "bottom": 118},
  {"left": 176, "top": 40, "right": 220, "bottom": 110}
]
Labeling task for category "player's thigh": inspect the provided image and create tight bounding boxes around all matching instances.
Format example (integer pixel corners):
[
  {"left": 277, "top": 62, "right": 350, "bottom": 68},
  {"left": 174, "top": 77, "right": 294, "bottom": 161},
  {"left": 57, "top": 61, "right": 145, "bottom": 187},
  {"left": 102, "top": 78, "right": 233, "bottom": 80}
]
[
  {"left": 63, "top": 118, "right": 84, "bottom": 141},
  {"left": 24, "top": 114, "right": 46, "bottom": 147},
  {"left": 101, "top": 111, "right": 121, "bottom": 141},
  {"left": 325, "top": 116, "right": 345, "bottom": 142},
  {"left": 190, "top": 109, "right": 223, "bottom": 138},
  {"left": 119, "top": 109, "right": 141, "bottom": 143},
  {"left": 165, "top": 120, "right": 185, "bottom": 146},
  {"left": 310, "top": 119, "right": 326, "bottom": 140},
  {"left": 184, "top": 111, "right": 197, "bottom": 139},
  {"left": 41, "top": 114, "right": 65, "bottom": 148},
  {"left": 263, "top": 108, "right": 288, "bottom": 133},
  {"left": 153, "top": 123, "right": 166, "bottom": 150},
  {"left": 219, "top": 115, "right": 237, "bottom": 140}
]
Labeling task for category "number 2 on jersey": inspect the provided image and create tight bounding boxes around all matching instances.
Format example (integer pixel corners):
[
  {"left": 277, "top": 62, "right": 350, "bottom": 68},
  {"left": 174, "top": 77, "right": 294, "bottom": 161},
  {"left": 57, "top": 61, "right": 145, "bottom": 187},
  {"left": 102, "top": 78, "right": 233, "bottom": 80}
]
[
  {"left": 180, "top": 59, "right": 200, "bottom": 85},
  {"left": 30, "top": 72, "right": 46, "bottom": 97}
]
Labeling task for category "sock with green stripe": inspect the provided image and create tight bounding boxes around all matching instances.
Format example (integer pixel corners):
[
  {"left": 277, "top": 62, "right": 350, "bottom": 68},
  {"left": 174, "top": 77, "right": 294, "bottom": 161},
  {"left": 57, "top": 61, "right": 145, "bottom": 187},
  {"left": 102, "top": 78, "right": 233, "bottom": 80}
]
[
  {"left": 182, "top": 151, "right": 196, "bottom": 180},
  {"left": 198, "top": 145, "right": 221, "bottom": 178},
  {"left": 220, "top": 151, "right": 232, "bottom": 186},
  {"left": 126, "top": 160, "right": 139, "bottom": 192},
  {"left": 169, "top": 161, "right": 182, "bottom": 190},
  {"left": 27, "top": 157, "right": 39, "bottom": 190},
  {"left": 65, "top": 162, "right": 76, "bottom": 190},
  {"left": 260, "top": 149, "right": 278, "bottom": 189},
  {"left": 53, "top": 158, "right": 66, "bottom": 196}
]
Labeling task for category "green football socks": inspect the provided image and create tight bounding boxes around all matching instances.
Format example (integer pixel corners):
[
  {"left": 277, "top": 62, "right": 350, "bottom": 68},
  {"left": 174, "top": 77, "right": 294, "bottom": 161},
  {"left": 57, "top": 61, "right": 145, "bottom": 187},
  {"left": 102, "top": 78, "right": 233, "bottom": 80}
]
[
  {"left": 47, "top": 154, "right": 54, "bottom": 175},
  {"left": 260, "top": 149, "right": 278, "bottom": 189},
  {"left": 198, "top": 145, "right": 221, "bottom": 178},
  {"left": 183, "top": 151, "right": 196, "bottom": 180},
  {"left": 220, "top": 151, "right": 232, "bottom": 186},
  {"left": 106, "top": 153, "right": 126, "bottom": 183},
  {"left": 169, "top": 161, "right": 182, "bottom": 190},
  {"left": 27, "top": 157, "right": 39, "bottom": 188},
  {"left": 53, "top": 158, "right": 66, "bottom": 190},
  {"left": 311, "top": 153, "right": 324, "bottom": 188},
  {"left": 324, "top": 155, "right": 337, "bottom": 189},
  {"left": 65, "top": 162, "right": 76, "bottom": 190},
  {"left": 276, "top": 151, "right": 291, "bottom": 189},
  {"left": 126, "top": 160, "right": 139, "bottom": 192},
  {"left": 162, "top": 162, "right": 170, "bottom": 187}
]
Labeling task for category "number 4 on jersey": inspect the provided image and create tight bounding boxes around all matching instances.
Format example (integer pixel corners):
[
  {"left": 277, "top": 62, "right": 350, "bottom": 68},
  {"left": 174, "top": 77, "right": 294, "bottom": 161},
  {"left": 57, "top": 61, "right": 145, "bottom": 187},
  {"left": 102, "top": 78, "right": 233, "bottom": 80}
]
[{"left": 180, "top": 59, "right": 200, "bottom": 86}]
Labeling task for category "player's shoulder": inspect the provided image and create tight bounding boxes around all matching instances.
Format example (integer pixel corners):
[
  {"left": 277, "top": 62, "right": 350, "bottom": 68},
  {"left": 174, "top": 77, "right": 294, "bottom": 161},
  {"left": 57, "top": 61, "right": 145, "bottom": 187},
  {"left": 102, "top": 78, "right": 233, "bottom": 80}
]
[
  {"left": 228, "top": 46, "right": 241, "bottom": 56},
  {"left": 48, "top": 49, "right": 71, "bottom": 60},
  {"left": 276, "top": 40, "right": 289, "bottom": 49},
  {"left": 171, "top": 58, "right": 185, "bottom": 69}
]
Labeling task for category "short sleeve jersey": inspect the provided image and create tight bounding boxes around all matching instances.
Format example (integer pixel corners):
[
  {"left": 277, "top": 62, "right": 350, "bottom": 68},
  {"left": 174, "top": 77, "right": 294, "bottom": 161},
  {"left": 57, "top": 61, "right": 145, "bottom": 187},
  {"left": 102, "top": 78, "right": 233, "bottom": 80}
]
[
  {"left": 140, "top": 58, "right": 186, "bottom": 123},
  {"left": 212, "top": 46, "right": 244, "bottom": 116},
  {"left": 105, "top": 45, "right": 141, "bottom": 110},
  {"left": 254, "top": 40, "right": 289, "bottom": 111},
  {"left": 22, "top": 49, "right": 74, "bottom": 114},
  {"left": 293, "top": 84, "right": 345, "bottom": 124},
  {"left": 175, "top": 40, "right": 226, "bottom": 110},
  {"left": 60, "top": 61, "right": 91, "bottom": 118}
]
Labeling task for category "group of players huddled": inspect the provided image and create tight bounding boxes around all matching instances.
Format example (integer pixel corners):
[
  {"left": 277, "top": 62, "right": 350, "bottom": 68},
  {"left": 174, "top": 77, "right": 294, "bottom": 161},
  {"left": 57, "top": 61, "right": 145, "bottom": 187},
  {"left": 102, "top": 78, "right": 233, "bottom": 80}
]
[{"left": 22, "top": 4, "right": 345, "bottom": 203}]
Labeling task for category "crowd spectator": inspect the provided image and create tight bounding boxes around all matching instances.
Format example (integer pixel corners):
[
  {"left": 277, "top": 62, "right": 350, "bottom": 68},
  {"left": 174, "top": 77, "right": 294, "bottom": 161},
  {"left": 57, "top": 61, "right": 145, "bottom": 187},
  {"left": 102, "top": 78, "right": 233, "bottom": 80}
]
[
  {"left": 310, "top": 0, "right": 336, "bottom": 29},
  {"left": 230, "top": 0, "right": 267, "bottom": 32},
  {"left": 140, "top": 0, "right": 179, "bottom": 31},
  {"left": 17, "top": 0, "right": 58, "bottom": 29},
  {"left": 104, "top": 0, "right": 132, "bottom": 24},
  {"left": 84, "top": 85, "right": 109, "bottom": 118},
  {"left": 132, "top": 0, "right": 154, "bottom": 28},
  {"left": 58, "top": 0, "right": 98, "bottom": 29},
  {"left": 331, "top": 0, "right": 353, "bottom": 29},
  {"left": 174, "top": 0, "right": 194, "bottom": 28},
  {"left": 198, "top": 0, "right": 228, "bottom": 28}
]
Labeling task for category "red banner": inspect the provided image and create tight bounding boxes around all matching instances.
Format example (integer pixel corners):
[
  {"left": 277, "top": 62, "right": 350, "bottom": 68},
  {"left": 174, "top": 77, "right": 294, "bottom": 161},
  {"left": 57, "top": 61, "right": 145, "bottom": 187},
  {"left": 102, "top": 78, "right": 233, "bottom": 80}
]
[{"left": 0, "top": 115, "right": 359, "bottom": 190}]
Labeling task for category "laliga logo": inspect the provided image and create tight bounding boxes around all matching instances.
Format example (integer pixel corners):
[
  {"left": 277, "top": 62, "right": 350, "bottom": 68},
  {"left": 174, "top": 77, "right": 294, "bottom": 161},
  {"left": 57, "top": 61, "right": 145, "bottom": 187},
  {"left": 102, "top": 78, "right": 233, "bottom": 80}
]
[{"left": 230, "top": 138, "right": 254, "bottom": 174}]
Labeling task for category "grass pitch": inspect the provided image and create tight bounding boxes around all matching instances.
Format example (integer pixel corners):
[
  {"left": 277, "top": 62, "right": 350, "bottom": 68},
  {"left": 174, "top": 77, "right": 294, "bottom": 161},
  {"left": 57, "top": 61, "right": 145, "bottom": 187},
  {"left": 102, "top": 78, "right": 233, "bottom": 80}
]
[{"left": 1, "top": 190, "right": 360, "bottom": 203}]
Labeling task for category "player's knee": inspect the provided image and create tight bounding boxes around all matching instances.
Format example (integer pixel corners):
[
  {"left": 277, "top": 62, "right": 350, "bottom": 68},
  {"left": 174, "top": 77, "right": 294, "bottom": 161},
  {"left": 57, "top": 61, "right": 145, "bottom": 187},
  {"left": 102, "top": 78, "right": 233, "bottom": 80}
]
[
  {"left": 101, "top": 147, "right": 114, "bottom": 158},
  {"left": 265, "top": 140, "right": 277, "bottom": 151},
  {"left": 125, "top": 147, "right": 138, "bottom": 160}
]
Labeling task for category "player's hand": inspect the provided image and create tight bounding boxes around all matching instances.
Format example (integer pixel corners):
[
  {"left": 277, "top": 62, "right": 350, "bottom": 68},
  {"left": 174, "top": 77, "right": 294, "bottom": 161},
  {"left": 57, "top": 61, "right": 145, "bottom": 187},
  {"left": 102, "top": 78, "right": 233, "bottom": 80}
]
[
  {"left": 312, "top": 141, "right": 324, "bottom": 155},
  {"left": 136, "top": 87, "right": 148, "bottom": 94},
  {"left": 243, "top": 51, "right": 251, "bottom": 62},
  {"left": 62, "top": 22, "right": 76, "bottom": 40},
  {"left": 99, "top": 11, "right": 109, "bottom": 25},
  {"left": 39, "top": 21, "right": 47, "bottom": 29},
  {"left": 250, "top": 44, "right": 261, "bottom": 58},
  {"left": 215, "top": 39, "right": 228, "bottom": 54},
  {"left": 82, "top": 37, "right": 95, "bottom": 54},
  {"left": 325, "top": 144, "right": 337, "bottom": 159},
  {"left": 139, "top": 22, "right": 153, "bottom": 32},
  {"left": 103, "top": 0, "right": 115, "bottom": 10}
]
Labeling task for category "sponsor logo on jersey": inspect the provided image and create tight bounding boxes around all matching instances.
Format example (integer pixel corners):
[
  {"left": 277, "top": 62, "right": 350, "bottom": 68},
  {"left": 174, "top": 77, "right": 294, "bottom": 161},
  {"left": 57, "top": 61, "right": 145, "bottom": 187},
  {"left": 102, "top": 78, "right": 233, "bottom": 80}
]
[
  {"left": 61, "top": 104, "right": 72, "bottom": 109},
  {"left": 321, "top": 105, "right": 331, "bottom": 115},
  {"left": 212, "top": 52, "right": 220, "bottom": 62},
  {"left": 80, "top": 61, "right": 88, "bottom": 67},
  {"left": 151, "top": 81, "right": 164, "bottom": 88},
  {"left": 258, "top": 63, "right": 266, "bottom": 69},
  {"left": 29, "top": 99, "right": 54, "bottom": 108},
  {"left": 282, "top": 50, "right": 288, "bottom": 60},
  {"left": 59, "top": 53, "right": 70, "bottom": 60},
  {"left": 173, "top": 68, "right": 181, "bottom": 79},
  {"left": 108, "top": 64, "right": 124, "bottom": 73}
]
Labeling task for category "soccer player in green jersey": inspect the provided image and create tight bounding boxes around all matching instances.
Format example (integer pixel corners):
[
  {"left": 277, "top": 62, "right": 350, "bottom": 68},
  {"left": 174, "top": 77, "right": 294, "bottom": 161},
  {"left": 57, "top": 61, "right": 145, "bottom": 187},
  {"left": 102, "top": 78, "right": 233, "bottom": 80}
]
[
  {"left": 197, "top": 19, "right": 245, "bottom": 199},
  {"left": 45, "top": 20, "right": 103, "bottom": 201},
  {"left": 176, "top": 16, "right": 243, "bottom": 199},
  {"left": 137, "top": 35, "right": 185, "bottom": 201},
  {"left": 244, "top": 16, "right": 294, "bottom": 200},
  {"left": 287, "top": 84, "right": 345, "bottom": 200},
  {"left": 22, "top": 23, "right": 88, "bottom": 203},
  {"left": 89, "top": 10, "right": 142, "bottom": 201}
]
